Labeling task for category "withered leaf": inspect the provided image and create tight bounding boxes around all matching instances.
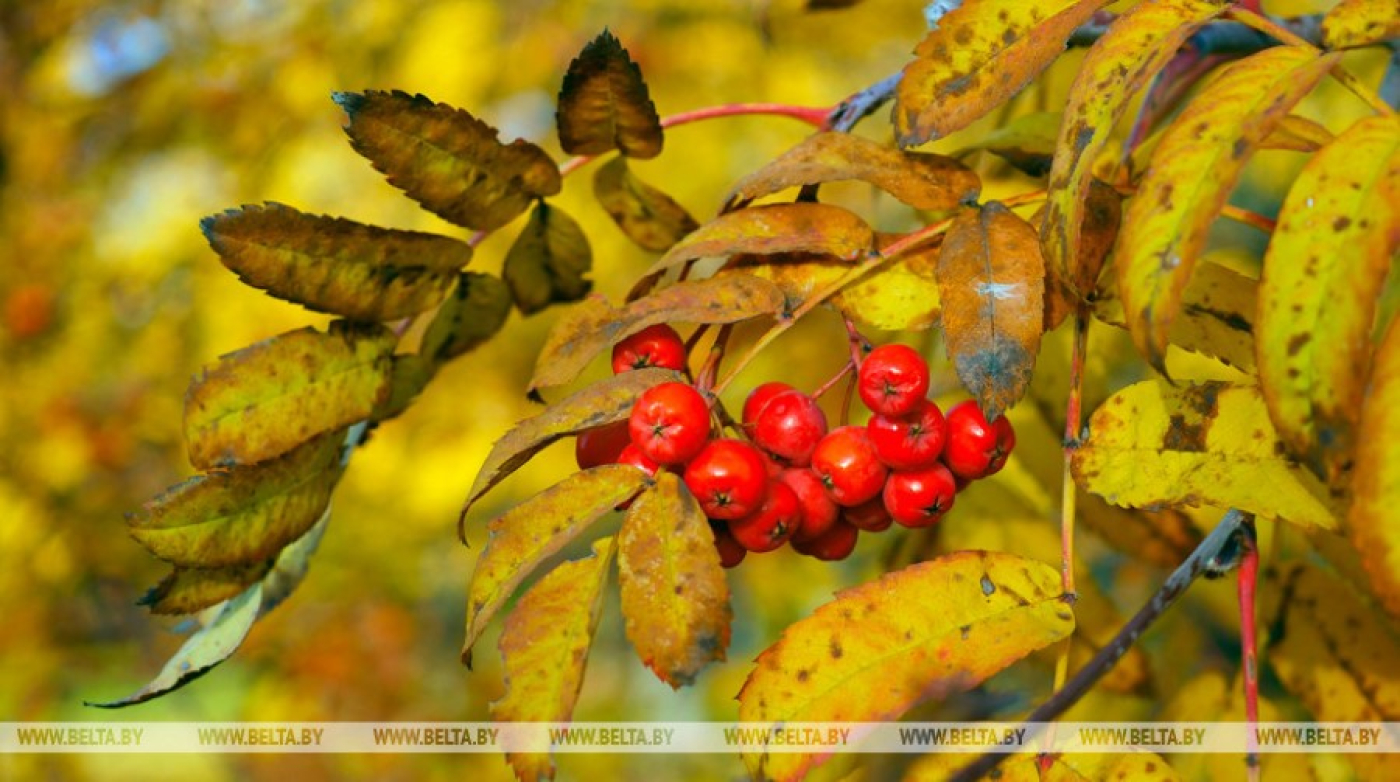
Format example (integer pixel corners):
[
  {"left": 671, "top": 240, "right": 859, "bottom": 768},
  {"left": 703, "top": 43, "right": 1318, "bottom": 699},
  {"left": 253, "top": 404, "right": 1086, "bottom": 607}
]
[
  {"left": 557, "top": 30, "right": 662, "bottom": 158},
  {"left": 647, "top": 203, "right": 875, "bottom": 279},
  {"left": 420, "top": 271, "right": 513, "bottom": 362},
  {"left": 503, "top": 201, "right": 593, "bottom": 315},
  {"left": 139, "top": 562, "right": 274, "bottom": 616},
  {"left": 593, "top": 156, "right": 698, "bottom": 252}
]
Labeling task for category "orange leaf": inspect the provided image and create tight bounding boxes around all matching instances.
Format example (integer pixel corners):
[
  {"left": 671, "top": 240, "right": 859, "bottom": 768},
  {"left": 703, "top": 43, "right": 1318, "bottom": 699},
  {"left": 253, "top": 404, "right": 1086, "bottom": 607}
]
[
  {"left": 894, "top": 0, "right": 1108, "bottom": 146},
  {"left": 461, "top": 466, "right": 647, "bottom": 664},
  {"left": 502, "top": 201, "right": 593, "bottom": 315},
  {"left": 1349, "top": 314, "right": 1400, "bottom": 621},
  {"left": 556, "top": 30, "right": 662, "bottom": 158},
  {"left": 937, "top": 202, "right": 1046, "bottom": 420},
  {"left": 1257, "top": 114, "right": 1400, "bottom": 480},
  {"left": 334, "top": 90, "right": 560, "bottom": 231},
  {"left": 1116, "top": 46, "right": 1338, "bottom": 372},
  {"left": 646, "top": 203, "right": 875, "bottom": 279},
  {"left": 492, "top": 537, "right": 616, "bottom": 782},
  {"left": 723, "top": 131, "right": 979, "bottom": 212},
  {"left": 737, "top": 550, "right": 1072, "bottom": 781},
  {"left": 617, "top": 472, "right": 730, "bottom": 688},
  {"left": 1322, "top": 0, "right": 1400, "bottom": 50},
  {"left": 593, "top": 156, "right": 698, "bottom": 252},
  {"left": 529, "top": 274, "right": 783, "bottom": 390},
  {"left": 1043, "top": 180, "right": 1122, "bottom": 331},
  {"left": 459, "top": 367, "right": 684, "bottom": 520},
  {"left": 1042, "top": 0, "right": 1227, "bottom": 298}
]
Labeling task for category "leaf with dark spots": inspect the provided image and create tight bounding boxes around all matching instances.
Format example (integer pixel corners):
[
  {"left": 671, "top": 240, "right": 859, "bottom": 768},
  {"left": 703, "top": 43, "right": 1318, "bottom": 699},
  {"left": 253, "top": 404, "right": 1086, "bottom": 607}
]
[
  {"left": 1321, "top": 0, "right": 1400, "bottom": 50},
  {"left": 461, "top": 466, "right": 649, "bottom": 664},
  {"left": 503, "top": 201, "right": 593, "bottom": 315},
  {"left": 593, "top": 156, "right": 698, "bottom": 252},
  {"left": 334, "top": 90, "right": 560, "bottom": 231},
  {"left": 937, "top": 202, "right": 1045, "bottom": 420},
  {"left": 556, "top": 30, "right": 662, "bottom": 158},
  {"left": 140, "top": 562, "right": 273, "bottom": 616},
  {"left": 459, "top": 367, "right": 685, "bottom": 520},
  {"left": 618, "top": 472, "right": 730, "bottom": 688},
  {"left": 1348, "top": 315, "right": 1400, "bottom": 623},
  {"left": 1096, "top": 259, "right": 1257, "bottom": 371}
]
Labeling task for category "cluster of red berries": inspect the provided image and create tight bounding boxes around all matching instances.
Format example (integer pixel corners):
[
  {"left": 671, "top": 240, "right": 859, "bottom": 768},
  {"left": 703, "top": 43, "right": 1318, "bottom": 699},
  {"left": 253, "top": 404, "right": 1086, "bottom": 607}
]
[{"left": 575, "top": 325, "right": 1016, "bottom": 567}]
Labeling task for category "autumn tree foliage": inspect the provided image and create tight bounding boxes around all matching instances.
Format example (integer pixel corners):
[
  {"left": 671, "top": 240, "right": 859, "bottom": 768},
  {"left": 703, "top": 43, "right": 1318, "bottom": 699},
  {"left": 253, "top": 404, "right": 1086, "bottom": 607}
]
[{"left": 97, "top": 1, "right": 1400, "bottom": 780}]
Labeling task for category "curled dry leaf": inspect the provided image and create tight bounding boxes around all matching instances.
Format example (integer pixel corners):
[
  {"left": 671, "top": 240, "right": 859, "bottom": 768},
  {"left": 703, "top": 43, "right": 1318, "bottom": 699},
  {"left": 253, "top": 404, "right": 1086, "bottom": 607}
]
[
  {"left": 1115, "top": 46, "right": 1337, "bottom": 372},
  {"left": 556, "top": 29, "right": 663, "bottom": 158},
  {"left": 503, "top": 201, "right": 593, "bottom": 315},
  {"left": 723, "top": 131, "right": 979, "bottom": 212},
  {"left": 334, "top": 90, "right": 560, "bottom": 231},
  {"left": 646, "top": 202, "right": 875, "bottom": 279},
  {"left": 894, "top": 0, "right": 1108, "bottom": 146},
  {"left": 1257, "top": 114, "right": 1400, "bottom": 480},
  {"left": 1072, "top": 380, "right": 1337, "bottom": 530},
  {"left": 618, "top": 471, "right": 730, "bottom": 688},
  {"left": 183, "top": 321, "right": 394, "bottom": 470},
  {"left": 738, "top": 550, "right": 1072, "bottom": 781},
  {"left": 462, "top": 465, "right": 648, "bottom": 664},
  {"left": 593, "top": 156, "right": 698, "bottom": 252},
  {"left": 937, "top": 202, "right": 1046, "bottom": 420}
]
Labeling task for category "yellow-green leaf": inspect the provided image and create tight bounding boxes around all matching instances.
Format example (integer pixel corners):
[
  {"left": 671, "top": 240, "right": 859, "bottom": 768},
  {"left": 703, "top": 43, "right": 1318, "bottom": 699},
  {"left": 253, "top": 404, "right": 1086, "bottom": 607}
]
[
  {"left": 556, "top": 30, "right": 662, "bottom": 158},
  {"left": 646, "top": 203, "right": 875, "bottom": 278},
  {"left": 1116, "top": 46, "right": 1338, "bottom": 372},
  {"left": 184, "top": 321, "right": 394, "bottom": 469},
  {"left": 1072, "top": 380, "right": 1336, "bottom": 529},
  {"left": 334, "top": 90, "right": 561, "bottom": 231},
  {"left": 1042, "top": 0, "right": 1227, "bottom": 299},
  {"left": 593, "top": 156, "right": 698, "bottom": 252},
  {"left": 461, "top": 465, "right": 647, "bottom": 663},
  {"left": 460, "top": 367, "right": 684, "bottom": 520},
  {"left": 894, "top": 0, "right": 1108, "bottom": 146},
  {"left": 738, "top": 550, "right": 1072, "bottom": 781},
  {"left": 420, "top": 271, "right": 512, "bottom": 362},
  {"left": 1322, "top": 0, "right": 1400, "bottom": 50},
  {"left": 503, "top": 201, "right": 592, "bottom": 315},
  {"left": 1349, "top": 314, "right": 1400, "bottom": 621},
  {"left": 955, "top": 111, "right": 1062, "bottom": 176},
  {"left": 493, "top": 537, "right": 616, "bottom": 782},
  {"left": 618, "top": 471, "right": 730, "bottom": 688},
  {"left": 1257, "top": 114, "right": 1400, "bottom": 479},
  {"left": 937, "top": 202, "right": 1045, "bottom": 420},
  {"left": 723, "top": 131, "right": 980, "bottom": 212},
  {"left": 138, "top": 562, "right": 273, "bottom": 616},
  {"left": 370, "top": 353, "right": 437, "bottom": 424},
  {"left": 1268, "top": 564, "right": 1400, "bottom": 780},
  {"left": 834, "top": 235, "right": 943, "bottom": 331},
  {"left": 1262, "top": 114, "right": 1335, "bottom": 153},
  {"left": 529, "top": 274, "right": 783, "bottom": 390},
  {"left": 199, "top": 202, "right": 470, "bottom": 322},
  {"left": 129, "top": 431, "right": 345, "bottom": 567}
]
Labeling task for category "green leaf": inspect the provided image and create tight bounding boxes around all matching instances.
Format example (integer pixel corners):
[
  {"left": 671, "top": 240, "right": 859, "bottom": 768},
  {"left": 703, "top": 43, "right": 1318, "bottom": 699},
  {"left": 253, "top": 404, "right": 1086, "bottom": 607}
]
[
  {"left": 334, "top": 90, "right": 560, "bottom": 231},
  {"left": 556, "top": 30, "right": 663, "bottom": 158},
  {"left": 502, "top": 201, "right": 593, "bottom": 315},
  {"left": 130, "top": 431, "right": 345, "bottom": 567},
  {"left": 139, "top": 562, "right": 273, "bottom": 616},
  {"left": 593, "top": 156, "right": 698, "bottom": 251},
  {"left": 420, "top": 271, "right": 513, "bottom": 362},
  {"left": 200, "top": 202, "right": 470, "bottom": 322},
  {"left": 460, "top": 367, "right": 685, "bottom": 522},
  {"left": 462, "top": 465, "right": 649, "bottom": 664},
  {"left": 184, "top": 321, "right": 395, "bottom": 469}
]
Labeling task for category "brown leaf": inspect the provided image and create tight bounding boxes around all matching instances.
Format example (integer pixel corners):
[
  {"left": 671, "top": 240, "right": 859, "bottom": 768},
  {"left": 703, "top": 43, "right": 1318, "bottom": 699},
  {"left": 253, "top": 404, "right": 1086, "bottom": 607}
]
[
  {"left": 459, "top": 367, "right": 685, "bottom": 522},
  {"left": 556, "top": 30, "right": 662, "bottom": 158},
  {"left": 502, "top": 201, "right": 593, "bottom": 315},
  {"left": 618, "top": 471, "right": 730, "bottom": 688},
  {"left": 937, "top": 202, "right": 1046, "bottom": 420},
  {"left": 139, "top": 562, "right": 274, "bottom": 616},
  {"left": 894, "top": 0, "right": 1109, "bottom": 146},
  {"left": 1043, "top": 180, "right": 1122, "bottom": 330},
  {"left": 420, "top": 271, "right": 513, "bottom": 362},
  {"left": 530, "top": 274, "right": 783, "bottom": 390},
  {"left": 593, "top": 156, "right": 698, "bottom": 251},
  {"left": 723, "top": 131, "right": 979, "bottom": 212},
  {"left": 184, "top": 321, "right": 395, "bottom": 469},
  {"left": 334, "top": 90, "right": 560, "bottom": 231},
  {"left": 647, "top": 203, "right": 875, "bottom": 279}
]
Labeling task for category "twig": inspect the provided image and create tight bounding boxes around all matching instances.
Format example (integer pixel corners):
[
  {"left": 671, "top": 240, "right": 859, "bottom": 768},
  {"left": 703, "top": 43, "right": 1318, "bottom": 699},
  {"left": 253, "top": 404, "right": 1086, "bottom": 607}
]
[{"left": 1237, "top": 517, "right": 1261, "bottom": 781}]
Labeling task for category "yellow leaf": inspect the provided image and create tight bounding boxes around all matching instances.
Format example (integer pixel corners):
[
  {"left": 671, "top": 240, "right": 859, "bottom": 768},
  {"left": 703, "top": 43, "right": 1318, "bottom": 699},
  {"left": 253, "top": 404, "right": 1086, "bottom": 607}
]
[
  {"left": 1267, "top": 564, "right": 1400, "bottom": 779},
  {"left": 502, "top": 202, "right": 593, "bottom": 315},
  {"left": 1322, "top": 0, "right": 1400, "bottom": 50},
  {"left": 1257, "top": 114, "right": 1400, "bottom": 480},
  {"left": 724, "top": 131, "right": 980, "bottom": 212},
  {"left": 894, "top": 0, "right": 1109, "bottom": 146},
  {"left": 461, "top": 465, "right": 648, "bottom": 663},
  {"left": 646, "top": 203, "right": 875, "bottom": 279},
  {"left": 834, "top": 235, "right": 943, "bottom": 331},
  {"left": 492, "top": 537, "right": 616, "bottom": 782},
  {"left": 907, "top": 752, "right": 1180, "bottom": 782},
  {"left": 1116, "top": 46, "right": 1338, "bottom": 371},
  {"left": 593, "top": 156, "right": 698, "bottom": 252},
  {"left": 139, "top": 562, "right": 273, "bottom": 616},
  {"left": 937, "top": 202, "right": 1046, "bottom": 419},
  {"left": 1072, "top": 380, "right": 1337, "bottom": 530},
  {"left": 1042, "top": 0, "right": 1227, "bottom": 297},
  {"left": 1349, "top": 314, "right": 1400, "bottom": 621},
  {"left": 618, "top": 472, "right": 730, "bottom": 688},
  {"left": 1161, "top": 670, "right": 1288, "bottom": 781},
  {"left": 183, "top": 321, "right": 394, "bottom": 469},
  {"left": 738, "top": 551, "right": 1073, "bottom": 781}
]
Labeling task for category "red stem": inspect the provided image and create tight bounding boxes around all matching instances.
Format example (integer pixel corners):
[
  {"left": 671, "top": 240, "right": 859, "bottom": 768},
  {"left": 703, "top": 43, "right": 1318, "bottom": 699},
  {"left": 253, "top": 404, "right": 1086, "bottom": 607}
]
[{"left": 1238, "top": 522, "right": 1261, "bottom": 779}]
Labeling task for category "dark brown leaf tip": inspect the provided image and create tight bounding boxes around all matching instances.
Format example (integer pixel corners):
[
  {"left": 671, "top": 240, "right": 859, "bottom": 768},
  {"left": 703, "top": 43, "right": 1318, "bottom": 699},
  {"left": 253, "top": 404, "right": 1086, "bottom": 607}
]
[{"left": 557, "top": 29, "right": 663, "bottom": 159}]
